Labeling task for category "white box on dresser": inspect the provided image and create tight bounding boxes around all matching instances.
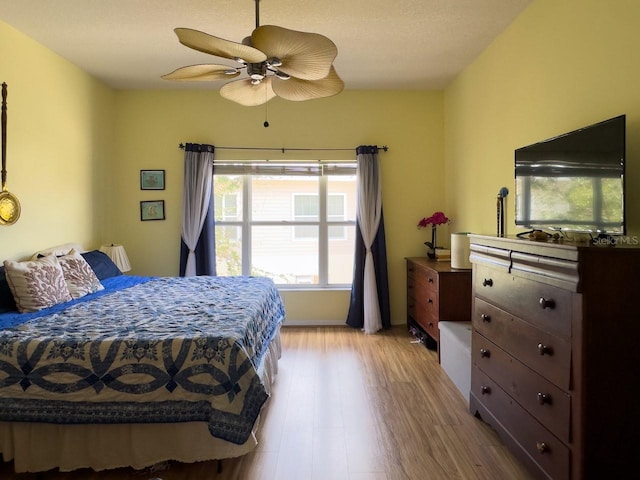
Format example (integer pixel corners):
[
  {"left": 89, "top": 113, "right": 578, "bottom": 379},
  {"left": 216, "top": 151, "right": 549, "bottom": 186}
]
[{"left": 438, "top": 321, "right": 471, "bottom": 403}]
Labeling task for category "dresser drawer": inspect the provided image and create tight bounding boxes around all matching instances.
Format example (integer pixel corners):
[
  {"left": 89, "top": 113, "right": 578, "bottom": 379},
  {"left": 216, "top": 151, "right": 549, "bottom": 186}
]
[
  {"left": 473, "top": 298, "right": 571, "bottom": 389},
  {"left": 407, "top": 295, "right": 416, "bottom": 319},
  {"left": 415, "top": 267, "right": 438, "bottom": 294},
  {"left": 474, "top": 264, "right": 571, "bottom": 337},
  {"left": 472, "top": 332, "right": 570, "bottom": 443},
  {"left": 472, "top": 366, "right": 570, "bottom": 480},
  {"left": 407, "top": 277, "right": 415, "bottom": 297},
  {"left": 407, "top": 263, "right": 417, "bottom": 284},
  {"left": 415, "top": 263, "right": 439, "bottom": 289},
  {"left": 406, "top": 258, "right": 471, "bottom": 349},
  {"left": 416, "top": 294, "right": 439, "bottom": 341}
]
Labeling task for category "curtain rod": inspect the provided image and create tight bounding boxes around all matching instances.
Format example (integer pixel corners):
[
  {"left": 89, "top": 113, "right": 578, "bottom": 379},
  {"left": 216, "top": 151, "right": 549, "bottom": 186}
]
[{"left": 178, "top": 143, "right": 389, "bottom": 153}]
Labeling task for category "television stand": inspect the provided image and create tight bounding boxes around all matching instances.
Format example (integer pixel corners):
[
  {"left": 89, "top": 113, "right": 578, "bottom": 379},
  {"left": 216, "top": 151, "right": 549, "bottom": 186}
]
[{"left": 468, "top": 234, "right": 640, "bottom": 479}]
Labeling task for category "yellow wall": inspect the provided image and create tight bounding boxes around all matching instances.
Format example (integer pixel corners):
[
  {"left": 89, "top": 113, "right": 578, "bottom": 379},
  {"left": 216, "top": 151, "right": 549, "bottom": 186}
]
[
  {"left": 111, "top": 89, "right": 444, "bottom": 324},
  {"left": 444, "top": 0, "right": 640, "bottom": 239},
  {"left": 0, "top": 19, "right": 115, "bottom": 260},
  {"left": 1, "top": 12, "right": 445, "bottom": 325},
  {"left": 9, "top": 0, "right": 637, "bottom": 326}
]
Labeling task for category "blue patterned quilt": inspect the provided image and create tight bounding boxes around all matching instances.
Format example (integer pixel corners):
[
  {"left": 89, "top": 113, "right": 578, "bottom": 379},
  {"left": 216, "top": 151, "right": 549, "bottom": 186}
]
[{"left": 0, "top": 275, "right": 285, "bottom": 444}]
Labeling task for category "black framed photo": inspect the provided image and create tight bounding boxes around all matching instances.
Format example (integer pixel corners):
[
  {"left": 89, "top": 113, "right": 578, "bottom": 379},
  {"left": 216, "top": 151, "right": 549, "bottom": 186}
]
[
  {"left": 140, "top": 170, "right": 165, "bottom": 190},
  {"left": 140, "top": 200, "right": 165, "bottom": 221}
]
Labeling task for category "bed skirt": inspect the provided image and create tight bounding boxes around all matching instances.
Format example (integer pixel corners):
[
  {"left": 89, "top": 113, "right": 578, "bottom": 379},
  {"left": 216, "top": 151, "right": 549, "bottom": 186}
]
[{"left": 0, "top": 328, "right": 281, "bottom": 473}]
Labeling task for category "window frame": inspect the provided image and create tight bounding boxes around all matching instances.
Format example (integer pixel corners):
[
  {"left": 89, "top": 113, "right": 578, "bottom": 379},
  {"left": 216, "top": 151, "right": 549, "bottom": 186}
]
[{"left": 213, "top": 162, "right": 356, "bottom": 289}]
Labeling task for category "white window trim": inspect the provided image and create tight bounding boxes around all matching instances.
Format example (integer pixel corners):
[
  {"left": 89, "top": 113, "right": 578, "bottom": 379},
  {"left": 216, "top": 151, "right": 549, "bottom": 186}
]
[{"left": 214, "top": 162, "right": 356, "bottom": 288}]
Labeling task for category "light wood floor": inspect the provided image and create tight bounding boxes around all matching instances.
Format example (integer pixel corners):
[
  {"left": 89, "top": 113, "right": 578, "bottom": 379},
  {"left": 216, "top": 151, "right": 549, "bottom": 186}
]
[{"left": 1, "top": 326, "right": 533, "bottom": 480}]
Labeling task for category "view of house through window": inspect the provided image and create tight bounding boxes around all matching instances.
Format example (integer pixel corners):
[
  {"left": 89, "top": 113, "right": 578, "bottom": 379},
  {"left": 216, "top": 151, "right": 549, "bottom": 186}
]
[{"left": 213, "top": 162, "right": 357, "bottom": 287}]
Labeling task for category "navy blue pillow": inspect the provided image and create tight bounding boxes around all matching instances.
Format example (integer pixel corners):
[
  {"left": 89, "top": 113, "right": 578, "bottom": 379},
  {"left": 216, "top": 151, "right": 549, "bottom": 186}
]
[
  {"left": 0, "top": 266, "right": 18, "bottom": 313},
  {"left": 80, "top": 250, "right": 123, "bottom": 280}
]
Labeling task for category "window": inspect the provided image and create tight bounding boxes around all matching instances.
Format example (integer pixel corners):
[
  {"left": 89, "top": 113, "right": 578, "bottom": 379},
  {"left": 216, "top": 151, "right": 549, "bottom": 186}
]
[
  {"left": 293, "top": 193, "right": 346, "bottom": 240},
  {"left": 213, "top": 162, "right": 356, "bottom": 287},
  {"left": 221, "top": 193, "right": 239, "bottom": 220}
]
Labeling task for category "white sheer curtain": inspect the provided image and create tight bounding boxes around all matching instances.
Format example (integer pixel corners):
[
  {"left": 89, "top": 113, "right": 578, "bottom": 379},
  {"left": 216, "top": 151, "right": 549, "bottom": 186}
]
[
  {"left": 181, "top": 146, "right": 214, "bottom": 276},
  {"left": 356, "top": 149, "right": 383, "bottom": 334}
]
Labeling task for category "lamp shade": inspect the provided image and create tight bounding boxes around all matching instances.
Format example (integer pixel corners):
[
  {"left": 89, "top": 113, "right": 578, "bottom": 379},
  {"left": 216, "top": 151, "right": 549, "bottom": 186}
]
[{"left": 99, "top": 244, "right": 131, "bottom": 273}]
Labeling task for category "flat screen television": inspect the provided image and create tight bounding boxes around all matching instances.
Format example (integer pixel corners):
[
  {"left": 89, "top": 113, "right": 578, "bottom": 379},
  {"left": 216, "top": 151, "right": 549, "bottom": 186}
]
[{"left": 515, "top": 114, "right": 626, "bottom": 235}]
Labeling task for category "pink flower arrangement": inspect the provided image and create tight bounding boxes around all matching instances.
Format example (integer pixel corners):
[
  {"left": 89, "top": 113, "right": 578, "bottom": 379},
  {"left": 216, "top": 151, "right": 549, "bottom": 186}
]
[
  {"left": 417, "top": 211, "right": 450, "bottom": 228},
  {"left": 417, "top": 212, "right": 450, "bottom": 257}
]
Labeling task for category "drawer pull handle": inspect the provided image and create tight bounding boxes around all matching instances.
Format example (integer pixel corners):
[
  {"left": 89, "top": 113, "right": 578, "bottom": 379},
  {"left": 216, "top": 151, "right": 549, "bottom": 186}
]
[
  {"left": 480, "top": 385, "right": 491, "bottom": 395},
  {"left": 428, "top": 298, "right": 433, "bottom": 304},
  {"left": 428, "top": 278, "right": 434, "bottom": 283},
  {"left": 480, "top": 348, "right": 490, "bottom": 358},
  {"left": 428, "top": 322, "right": 434, "bottom": 327},
  {"left": 481, "top": 313, "right": 491, "bottom": 322},
  {"left": 536, "top": 442, "right": 549, "bottom": 454},
  {"left": 482, "top": 278, "right": 493, "bottom": 287},
  {"left": 539, "top": 297, "right": 555, "bottom": 309},
  {"left": 537, "top": 343, "right": 553, "bottom": 356},
  {"left": 537, "top": 392, "right": 552, "bottom": 405}
]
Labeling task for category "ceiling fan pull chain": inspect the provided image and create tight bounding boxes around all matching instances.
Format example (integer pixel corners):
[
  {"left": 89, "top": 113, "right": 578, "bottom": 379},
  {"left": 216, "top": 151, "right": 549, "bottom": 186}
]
[{"left": 263, "top": 89, "right": 270, "bottom": 127}]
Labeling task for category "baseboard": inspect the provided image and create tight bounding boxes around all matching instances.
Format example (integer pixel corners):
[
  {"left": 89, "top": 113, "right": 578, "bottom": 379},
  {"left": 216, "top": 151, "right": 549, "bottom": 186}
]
[
  {"left": 282, "top": 320, "right": 407, "bottom": 328},
  {"left": 282, "top": 319, "right": 347, "bottom": 327}
]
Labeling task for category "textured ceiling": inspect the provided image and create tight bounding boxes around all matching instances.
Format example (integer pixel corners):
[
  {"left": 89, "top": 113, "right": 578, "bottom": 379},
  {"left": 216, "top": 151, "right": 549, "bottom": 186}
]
[{"left": 0, "top": 0, "right": 532, "bottom": 90}]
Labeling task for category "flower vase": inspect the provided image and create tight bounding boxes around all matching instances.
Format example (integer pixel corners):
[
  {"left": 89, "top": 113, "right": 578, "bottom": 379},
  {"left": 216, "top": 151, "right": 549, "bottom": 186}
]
[{"left": 426, "top": 225, "right": 437, "bottom": 258}]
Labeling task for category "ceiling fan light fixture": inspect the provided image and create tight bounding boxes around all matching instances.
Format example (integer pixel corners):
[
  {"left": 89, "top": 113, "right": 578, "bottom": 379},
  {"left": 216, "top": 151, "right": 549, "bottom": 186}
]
[
  {"left": 247, "top": 62, "right": 267, "bottom": 80},
  {"left": 274, "top": 70, "right": 291, "bottom": 80},
  {"left": 163, "top": 0, "right": 343, "bottom": 105},
  {"left": 220, "top": 76, "right": 277, "bottom": 106}
]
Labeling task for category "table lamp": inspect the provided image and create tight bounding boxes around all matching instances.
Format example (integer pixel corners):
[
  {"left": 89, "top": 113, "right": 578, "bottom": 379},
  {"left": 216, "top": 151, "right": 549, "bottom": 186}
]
[{"left": 99, "top": 244, "right": 132, "bottom": 273}]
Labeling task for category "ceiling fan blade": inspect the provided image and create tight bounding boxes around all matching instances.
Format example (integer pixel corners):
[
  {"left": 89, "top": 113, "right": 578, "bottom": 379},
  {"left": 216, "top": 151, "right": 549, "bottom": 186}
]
[
  {"left": 272, "top": 66, "right": 344, "bottom": 102},
  {"left": 220, "top": 77, "right": 277, "bottom": 106},
  {"left": 251, "top": 25, "right": 338, "bottom": 81},
  {"left": 174, "top": 28, "right": 267, "bottom": 64},
  {"left": 162, "top": 64, "right": 240, "bottom": 81}
]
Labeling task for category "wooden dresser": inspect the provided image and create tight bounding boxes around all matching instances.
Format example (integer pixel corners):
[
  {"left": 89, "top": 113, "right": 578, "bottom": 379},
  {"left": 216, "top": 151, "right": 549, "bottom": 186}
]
[
  {"left": 405, "top": 257, "right": 471, "bottom": 354},
  {"left": 468, "top": 235, "right": 640, "bottom": 480}
]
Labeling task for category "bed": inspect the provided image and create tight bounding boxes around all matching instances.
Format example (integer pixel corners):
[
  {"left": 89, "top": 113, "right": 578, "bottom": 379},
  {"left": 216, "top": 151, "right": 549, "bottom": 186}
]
[{"left": 0, "top": 246, "right": 285, "bottom": 473}]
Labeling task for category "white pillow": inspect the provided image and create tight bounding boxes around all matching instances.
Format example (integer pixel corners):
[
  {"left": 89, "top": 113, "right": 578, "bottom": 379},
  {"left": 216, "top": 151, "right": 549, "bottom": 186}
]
[
  {"left": 30, "top": 242, "right": 85, "bottom": 260},
  {"left": 58, "top": 249, "right": 104, "bottom": 299},
  {"left": 3, "top": 255, "right": 73, "bottom": 313}
]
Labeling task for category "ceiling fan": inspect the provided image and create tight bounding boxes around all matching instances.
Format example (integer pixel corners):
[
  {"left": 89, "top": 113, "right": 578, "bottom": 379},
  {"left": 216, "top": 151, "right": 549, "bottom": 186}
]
[{"left": 162, "top": 0, "right": 344, "bottom": 106}]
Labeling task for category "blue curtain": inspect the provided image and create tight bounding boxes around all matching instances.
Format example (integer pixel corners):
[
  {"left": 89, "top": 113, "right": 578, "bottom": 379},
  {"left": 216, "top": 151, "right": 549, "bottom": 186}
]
[
  {"left": 179, "top": 143, "right": 216, "bottom": 276},
  {"left": 346, "top": 145, "right": 391, "bottom": 331}
]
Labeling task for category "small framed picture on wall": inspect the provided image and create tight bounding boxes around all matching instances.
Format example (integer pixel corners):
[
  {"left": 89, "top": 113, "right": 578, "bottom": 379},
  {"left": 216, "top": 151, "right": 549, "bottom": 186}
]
[
  {"left": 140, "top": 170, "right": 165, "bottom": 190},
  {"left": 140, "top": 200, "right": 165, "bottom": 221}
]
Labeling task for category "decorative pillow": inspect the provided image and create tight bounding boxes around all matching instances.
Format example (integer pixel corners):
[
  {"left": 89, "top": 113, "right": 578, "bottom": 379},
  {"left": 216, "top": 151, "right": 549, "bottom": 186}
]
[
  {"left": 80, "top": 250, "right": 123, "bottom": 280},
  {"left": 3, "top": 255, "right": 73, "bottom": 313},
  {"left": 58, "top": 249, "right": 104, "bottom": 299}
]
